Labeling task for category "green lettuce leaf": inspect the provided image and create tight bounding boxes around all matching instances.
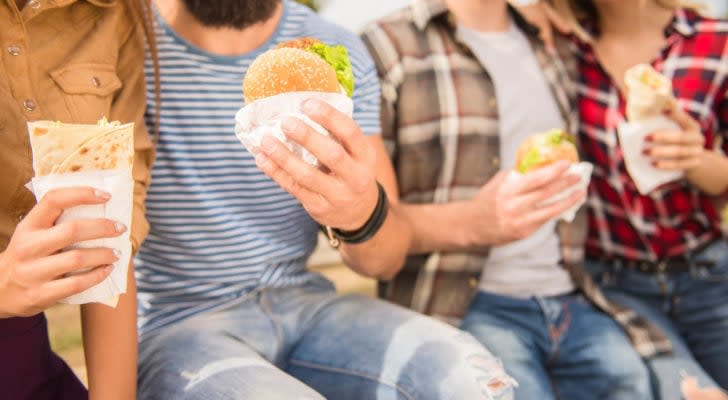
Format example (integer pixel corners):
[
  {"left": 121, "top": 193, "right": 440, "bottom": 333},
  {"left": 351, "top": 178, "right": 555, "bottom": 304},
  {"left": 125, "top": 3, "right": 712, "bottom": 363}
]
[
  {"left": 518, "top": 129, "right": 572, "bottom": 173},
  {"left": 306, "top": 43, "right": 354, "bottom": 97}
]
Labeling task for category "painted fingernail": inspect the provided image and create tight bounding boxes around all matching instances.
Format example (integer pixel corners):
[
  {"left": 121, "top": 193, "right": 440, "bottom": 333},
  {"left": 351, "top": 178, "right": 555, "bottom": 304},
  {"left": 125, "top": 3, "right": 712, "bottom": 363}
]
[
  {"left": 645, "top": 135, "right": 654, "bottom": 142},
  {"left": 112, "top": 249, "right": 121, "bottom": 259},
  {"left": 260, "top": 136, "right": 276, "bottom": 153},
  {"left": 95, "top": 189, "right": 111, "bottom": 200},
  {"left": 651, "top": 160, "right": 658, "bottom": 167},
  {"left": 114, "top": 222, "right": 127, "bottom": 233},
  {"left": 642, "top": 148, "right": 651, "bottom": 155}
]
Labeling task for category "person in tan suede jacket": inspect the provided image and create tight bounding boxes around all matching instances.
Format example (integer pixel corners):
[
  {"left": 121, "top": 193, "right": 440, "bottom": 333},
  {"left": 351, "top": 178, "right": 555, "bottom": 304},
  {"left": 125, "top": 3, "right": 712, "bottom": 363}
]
[{"left": 0, "top": 0, "right": 155, "bottom": 398}]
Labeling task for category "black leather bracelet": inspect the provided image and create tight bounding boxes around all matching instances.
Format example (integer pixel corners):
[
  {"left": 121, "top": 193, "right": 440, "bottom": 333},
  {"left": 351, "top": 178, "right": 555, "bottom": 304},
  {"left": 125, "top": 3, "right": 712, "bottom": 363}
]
[{"left": 323, "top": 182, "right": 389, "bottom": 247}]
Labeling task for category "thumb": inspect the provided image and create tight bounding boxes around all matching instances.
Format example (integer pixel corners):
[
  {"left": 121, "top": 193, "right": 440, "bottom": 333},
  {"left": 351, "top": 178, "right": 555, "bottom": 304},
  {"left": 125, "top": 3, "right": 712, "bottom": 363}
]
[
  {"left": 682, "top": 377, "right": 700, "bottom": 397},
  {"left": 666, "top": 105, "right": 700, "bottom": 132}
]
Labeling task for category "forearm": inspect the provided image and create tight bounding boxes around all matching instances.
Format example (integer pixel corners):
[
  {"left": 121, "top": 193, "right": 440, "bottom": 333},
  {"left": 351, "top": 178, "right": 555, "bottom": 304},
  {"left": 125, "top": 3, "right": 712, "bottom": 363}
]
[
  {"left": 401, "top": 201, "right": 489, "bottom": 255},
  {"left": 340, "top": 202, "right": 411, "bottom": 280},
  {"left": 687, "top": 150, "right": 728, "bottom": 196},
  {"left": 81, "top": 262, "right": 137, "bottom": 400}
]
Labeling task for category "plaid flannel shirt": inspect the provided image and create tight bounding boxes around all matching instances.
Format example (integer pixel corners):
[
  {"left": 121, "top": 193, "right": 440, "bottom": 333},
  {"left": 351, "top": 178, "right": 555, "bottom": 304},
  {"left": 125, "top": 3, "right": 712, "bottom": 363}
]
[
  {"left": 361, "top": 0, "right": 671, "bottom": 357},
  {"left": 576, "top": 9, "right": 728, "bottom": 262}
]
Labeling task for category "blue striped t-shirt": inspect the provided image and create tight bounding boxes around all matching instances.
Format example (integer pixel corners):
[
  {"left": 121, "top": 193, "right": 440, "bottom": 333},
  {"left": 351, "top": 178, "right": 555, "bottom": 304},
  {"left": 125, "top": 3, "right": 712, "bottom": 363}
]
[{"left": 135, "top": 1, "right": 382, "bottom": 339}]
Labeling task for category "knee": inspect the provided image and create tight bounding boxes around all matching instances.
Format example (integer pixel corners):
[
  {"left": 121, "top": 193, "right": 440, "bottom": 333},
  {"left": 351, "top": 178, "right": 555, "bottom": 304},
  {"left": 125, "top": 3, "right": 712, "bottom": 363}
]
[{"left": 418, "top": 331, "right": 517, "bottom": 400}]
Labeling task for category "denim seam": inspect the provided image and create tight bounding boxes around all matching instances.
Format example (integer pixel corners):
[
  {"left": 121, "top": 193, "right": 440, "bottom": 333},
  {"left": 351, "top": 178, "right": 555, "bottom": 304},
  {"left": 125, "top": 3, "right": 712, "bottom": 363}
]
[{"left": 287, "top": 358, "right": 416, "bottom": 400}]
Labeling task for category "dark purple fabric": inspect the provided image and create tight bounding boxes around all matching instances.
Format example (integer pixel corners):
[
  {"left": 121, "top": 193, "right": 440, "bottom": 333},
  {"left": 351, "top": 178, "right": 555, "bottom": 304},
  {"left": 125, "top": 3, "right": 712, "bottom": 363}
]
[{"left": 0, "top": 313, "right": 87, "bottom": 400}]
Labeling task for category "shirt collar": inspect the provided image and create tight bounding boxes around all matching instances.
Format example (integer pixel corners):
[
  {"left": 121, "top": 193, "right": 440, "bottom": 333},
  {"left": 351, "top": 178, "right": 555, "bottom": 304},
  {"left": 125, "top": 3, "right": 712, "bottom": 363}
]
[
  {"left": 665, "top": 8, "right": 697, "bottom": 37},
  {"left": 412, "top": 0, "right": 541, "bottom": 40}
]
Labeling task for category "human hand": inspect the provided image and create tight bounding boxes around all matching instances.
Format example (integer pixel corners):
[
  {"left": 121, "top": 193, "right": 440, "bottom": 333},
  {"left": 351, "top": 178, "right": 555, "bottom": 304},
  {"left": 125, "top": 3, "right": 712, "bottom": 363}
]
[
  {"left": 644, "top": 107, "right": 705, "bottom": 172},
  {"left": 466, "top": 161, "right": 585, "bottom": 246},
  {"left": 682, "top": 377, "right": 728, "bottom": 400},
  {"left": 0, "top": 188, "right": 125, "bottom": 318},
  {"left": 512, "top": 0, "right": 572, "bottom": 51},
  {"left": 255, "top": 98, "right": 378, "bottom": 231}
]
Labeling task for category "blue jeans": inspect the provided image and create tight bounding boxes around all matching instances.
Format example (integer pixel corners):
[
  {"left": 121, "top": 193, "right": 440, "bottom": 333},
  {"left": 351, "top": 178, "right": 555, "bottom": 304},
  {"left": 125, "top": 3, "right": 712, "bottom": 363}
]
[
  {"left": 460, "top": 290, "right": 651, "bottom": 400},
  {"left": 585, "top": 240, "right": 728, "bottom": 400},
  {"left": 138, "top": 278, "right": 515, "bottom": 400}
]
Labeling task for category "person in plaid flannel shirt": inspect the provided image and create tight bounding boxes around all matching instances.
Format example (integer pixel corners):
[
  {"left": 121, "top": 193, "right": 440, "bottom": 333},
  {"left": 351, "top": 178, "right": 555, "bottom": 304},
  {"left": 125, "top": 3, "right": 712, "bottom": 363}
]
[
  {"left": 541, "top": 0, "right": 728, "bottom": 398},
  {"left": 361, "top": 0, "right": 656, "bottom": 398}
]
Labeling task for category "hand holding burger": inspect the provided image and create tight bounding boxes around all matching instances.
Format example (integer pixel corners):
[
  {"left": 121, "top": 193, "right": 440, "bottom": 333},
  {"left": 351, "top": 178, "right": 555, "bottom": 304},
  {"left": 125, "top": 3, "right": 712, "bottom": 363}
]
[{"left": 238, "top": 38, "right": 379, "bottom": 233}]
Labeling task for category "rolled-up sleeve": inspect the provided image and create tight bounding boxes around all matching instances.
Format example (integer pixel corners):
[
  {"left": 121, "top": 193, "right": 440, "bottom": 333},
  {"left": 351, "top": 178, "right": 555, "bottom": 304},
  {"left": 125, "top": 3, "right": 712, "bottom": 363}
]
[{"left": 111, "top": 23, "right": 154, "bottom": 254}]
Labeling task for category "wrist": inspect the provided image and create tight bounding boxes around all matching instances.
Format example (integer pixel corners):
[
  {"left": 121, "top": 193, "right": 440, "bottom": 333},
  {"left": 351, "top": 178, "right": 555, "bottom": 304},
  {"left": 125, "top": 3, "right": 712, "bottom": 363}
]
[{"left": 328, "top": 182, "right": 389, "bottom": 246}]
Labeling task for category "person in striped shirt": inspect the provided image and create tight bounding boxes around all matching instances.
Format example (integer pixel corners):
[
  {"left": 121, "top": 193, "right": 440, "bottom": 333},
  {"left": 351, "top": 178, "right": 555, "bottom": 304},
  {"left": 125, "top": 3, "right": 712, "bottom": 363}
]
[{"left": 135, "top": 0, "right": 515, "bottom": 398}]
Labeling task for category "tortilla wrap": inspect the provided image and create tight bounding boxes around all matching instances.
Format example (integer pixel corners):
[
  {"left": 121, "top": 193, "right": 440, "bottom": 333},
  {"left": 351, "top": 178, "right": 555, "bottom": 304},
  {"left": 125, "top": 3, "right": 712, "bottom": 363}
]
[{"left": 624, "top": 64, "right": 676, "bottom": 121}]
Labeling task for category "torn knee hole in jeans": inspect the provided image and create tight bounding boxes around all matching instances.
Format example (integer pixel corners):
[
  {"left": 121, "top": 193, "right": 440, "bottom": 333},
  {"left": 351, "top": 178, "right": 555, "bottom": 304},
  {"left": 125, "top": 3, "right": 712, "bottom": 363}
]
[{"left": 468, "top": 354, "right": 518, "bottom": 397}]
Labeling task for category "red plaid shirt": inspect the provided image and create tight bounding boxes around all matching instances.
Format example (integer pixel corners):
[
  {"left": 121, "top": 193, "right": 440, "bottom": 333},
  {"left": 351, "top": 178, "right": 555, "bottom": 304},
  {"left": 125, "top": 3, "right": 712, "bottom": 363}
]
[{"left": 576, "top": 9, "right": 728, "bottom": 262}]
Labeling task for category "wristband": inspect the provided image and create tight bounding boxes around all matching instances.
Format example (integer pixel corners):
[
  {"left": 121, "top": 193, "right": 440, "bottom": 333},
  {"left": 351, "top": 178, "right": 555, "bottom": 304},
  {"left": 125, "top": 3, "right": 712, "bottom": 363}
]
[{"left": 323, "top": 182, "right": 389, "bottom": 248}]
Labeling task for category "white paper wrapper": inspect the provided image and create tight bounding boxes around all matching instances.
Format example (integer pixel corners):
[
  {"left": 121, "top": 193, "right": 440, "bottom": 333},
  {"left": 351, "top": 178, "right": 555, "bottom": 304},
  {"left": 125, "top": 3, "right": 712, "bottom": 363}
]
[
  {"left": 618, "top": 116, "right": 684, "bottom": 195},
  {"left": 539, "top": 162, "right": 593, "bottom": 222},
  {"left": 234, "top": 92, "right": 354, "bottom": 166},
  {"left": 26, "top": 169, "right": 133, "bottom": 307}
]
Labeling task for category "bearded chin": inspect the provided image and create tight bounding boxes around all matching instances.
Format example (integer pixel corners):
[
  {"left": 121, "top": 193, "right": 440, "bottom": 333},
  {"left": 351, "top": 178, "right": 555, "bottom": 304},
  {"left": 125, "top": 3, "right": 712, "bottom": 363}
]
[{"left": 181, "top": 0, "right": 281, "bottom": 29}]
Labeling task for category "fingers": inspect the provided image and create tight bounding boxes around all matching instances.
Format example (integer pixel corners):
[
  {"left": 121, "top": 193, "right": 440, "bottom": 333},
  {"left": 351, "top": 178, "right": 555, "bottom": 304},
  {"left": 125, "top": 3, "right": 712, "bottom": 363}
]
[
  {"left": 300, "top": 99, "right": 369, "bottom": 161},
  {"left": 40, "top": 264, "right": 113, "bottom": 306},
  {"left": 521, "top": 188, "right": 586, "bottom": 227},
  {"left": 510, "top": 173, "right": 581, "bottom": 211},
  {"left": 23, "top": 187, "right": 111, "bottom": 229},
  {"left": 280, "top": 117, "right": 360, "bottom": 179},
  {"left": 508, "top": 161, "right": 571, "bottom": 195},
  {"left": 666, "top": 106, "right": 701, "bottom": 132},
  {"left": 647, "top": 144, "right": 703, "bottom": 160},
  {"left": 257, "top": 135, "right": 339, "bottom": 198},
  {"left": 30, "top": 247, "right": 119, "bottom": 282},
  {"left": 29, "top": 218, "right": 127, "bottom": 257},
  {"left": 648, "top": 130, "right": 704, "bottom": 146}
]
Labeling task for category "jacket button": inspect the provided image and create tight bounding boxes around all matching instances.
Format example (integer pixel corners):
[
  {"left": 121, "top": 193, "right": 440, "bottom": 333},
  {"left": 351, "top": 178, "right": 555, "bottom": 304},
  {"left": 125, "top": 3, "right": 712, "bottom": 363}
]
[
  {"left": 28, "top": 0, "right": 41, "bottom": 8},
  {"left": 91, "top": 76, "right": 101, "bottom": 87},
  {"left": 7, "top": 45, "right": 21, "bottom": 56},
  {"left": 23, "top": 99, "right": 36, "bottom": 111}
]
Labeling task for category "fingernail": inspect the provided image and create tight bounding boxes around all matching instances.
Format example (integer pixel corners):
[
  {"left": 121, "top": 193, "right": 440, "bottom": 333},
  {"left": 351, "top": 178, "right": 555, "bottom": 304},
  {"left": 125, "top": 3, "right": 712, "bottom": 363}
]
[
  {"left": 95, "top": 189, "right": 111, "bottom": 200},
  {"left": 104, "top": 265, "right": 114, "bottom": 274},
  {"left": 281, "top": 118, "right": 302, "bottom": 134},
  {"left": 301, "top": 99, "right": 320, "bottom": 114},
  {"left": 255, "top": 153, "right": 269, "bottom": 168},
  {"left": 260, "top": 136, "right": 276, "bottom": 153},
  {"left": 645, "top": 135, "right": 653, "bottom": 142},
  {"left": 114, "top": 222, "right": 127, "bottom": 233},
  {"left": 642, "top": 148, "right": 650, "bottom": 155},
  {"left": 651, "top": 160, "right": 658, "bottom": 167},
  {"left": 112, "top": 249, "right": 121, "bottom": 259}
]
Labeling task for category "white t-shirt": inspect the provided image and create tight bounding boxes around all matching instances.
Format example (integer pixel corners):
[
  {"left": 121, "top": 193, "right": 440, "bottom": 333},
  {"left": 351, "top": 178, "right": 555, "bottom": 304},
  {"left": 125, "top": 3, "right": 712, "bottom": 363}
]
[{"left": 458, "top": 21, "right": 574, "bottom": 297}]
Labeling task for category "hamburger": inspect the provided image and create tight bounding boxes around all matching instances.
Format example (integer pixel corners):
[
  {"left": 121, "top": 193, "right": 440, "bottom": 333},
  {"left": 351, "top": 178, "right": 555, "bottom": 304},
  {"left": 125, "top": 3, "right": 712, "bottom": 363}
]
[
  {"left": 515, "top": 129, "right": 578, "bottom": 173},
  {"left": 243, "top": 38, "right": 354, "bottom": 104}
]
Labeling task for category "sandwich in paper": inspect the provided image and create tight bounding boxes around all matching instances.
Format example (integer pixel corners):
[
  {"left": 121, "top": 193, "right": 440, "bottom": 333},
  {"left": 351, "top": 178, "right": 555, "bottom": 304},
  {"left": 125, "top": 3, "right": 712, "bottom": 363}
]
[
  {"left": 235, "top": 37, "right": 354, "bottom": 166},
  {"left": 27, "top": 119, "right": 134, "bottom": 307},
  {"left": 619, "top": 64, "right": 683, "bottom": 194}
]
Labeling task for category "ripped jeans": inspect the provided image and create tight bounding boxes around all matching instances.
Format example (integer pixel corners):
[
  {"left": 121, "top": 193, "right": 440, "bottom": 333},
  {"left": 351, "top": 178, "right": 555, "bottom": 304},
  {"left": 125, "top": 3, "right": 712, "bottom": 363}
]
[
  {"left": 461, "top": 290, "right": 652, "bottom": 400},
  {"left": 137, "top": 279, "right": 514, "bottom": 400}
]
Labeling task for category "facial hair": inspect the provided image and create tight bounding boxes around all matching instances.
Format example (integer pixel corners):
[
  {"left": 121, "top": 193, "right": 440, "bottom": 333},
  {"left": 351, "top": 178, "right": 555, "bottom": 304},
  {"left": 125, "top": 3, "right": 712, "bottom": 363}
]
[{"left": 181, "top": 0, "right": 281, "bottom": 29}]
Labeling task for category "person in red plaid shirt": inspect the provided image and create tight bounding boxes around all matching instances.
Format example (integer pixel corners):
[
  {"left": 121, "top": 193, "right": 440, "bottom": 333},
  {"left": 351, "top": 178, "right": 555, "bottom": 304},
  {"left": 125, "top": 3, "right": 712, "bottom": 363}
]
[{"left": 544, "top": 0, "right": 728, "bottom": 398}]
